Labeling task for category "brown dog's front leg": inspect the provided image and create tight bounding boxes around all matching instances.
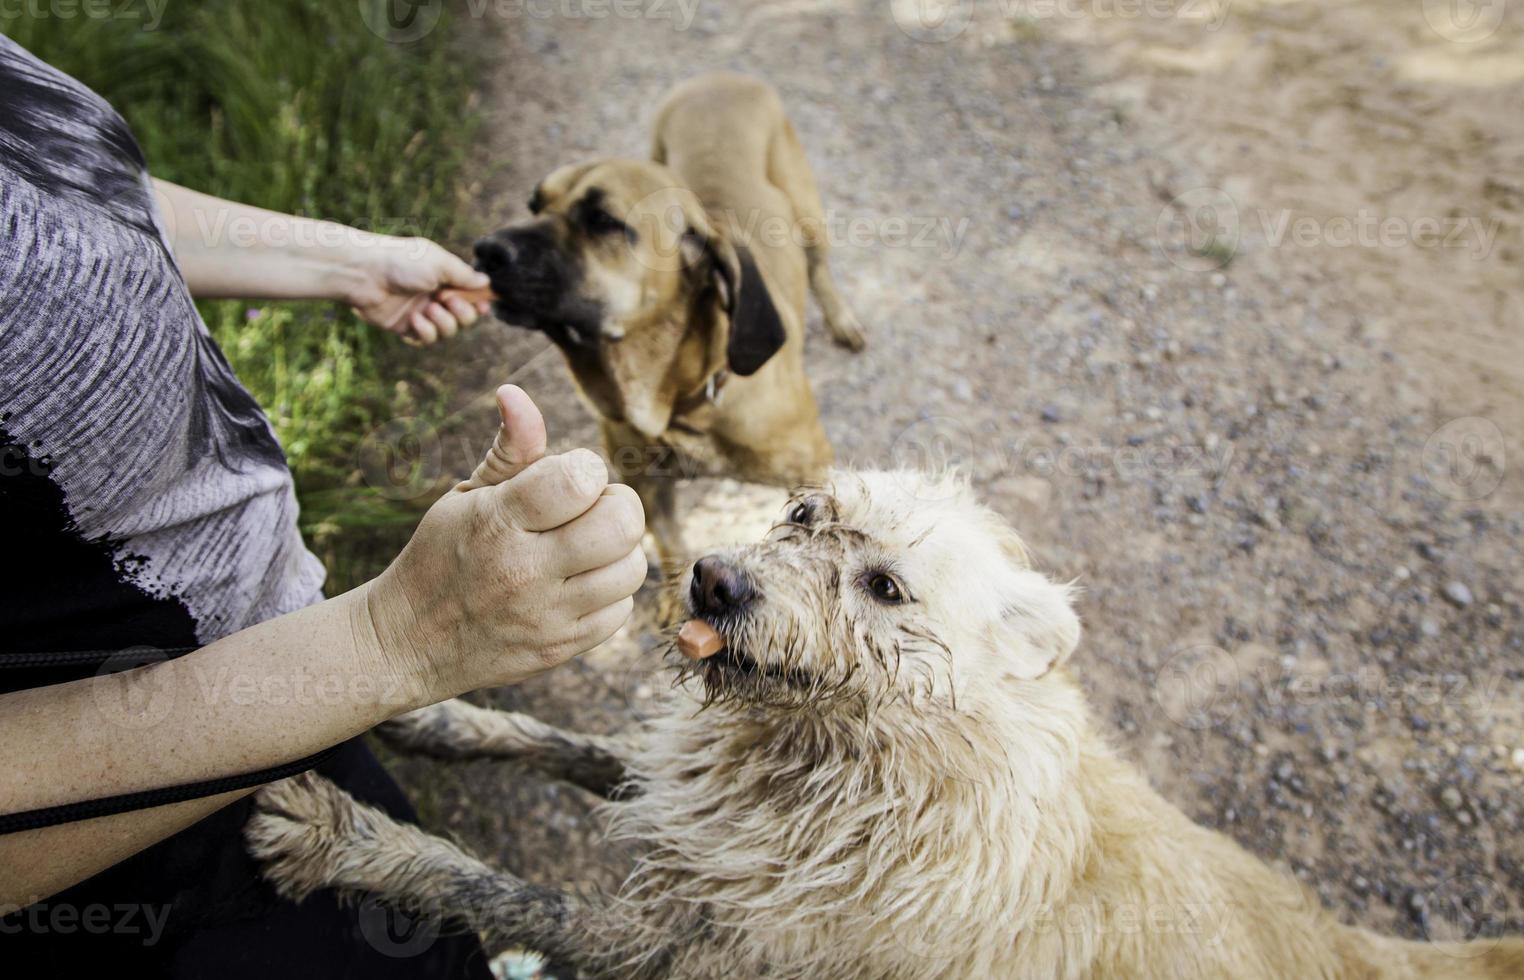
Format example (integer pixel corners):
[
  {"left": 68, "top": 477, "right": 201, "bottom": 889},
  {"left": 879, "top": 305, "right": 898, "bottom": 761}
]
[
  {"left": 643, "top": 474, "right": 688, "bottom": 572},
  {"left": 376, "top": 699, "right": 636, "bottom": 800},
  {"left": 246, "top": 774, "right": 653, "bottom": 977}
]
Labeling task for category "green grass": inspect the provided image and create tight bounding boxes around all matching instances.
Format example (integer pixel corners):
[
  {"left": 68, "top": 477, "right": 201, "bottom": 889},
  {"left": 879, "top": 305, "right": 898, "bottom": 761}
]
[{"left": 4, "top": 1, "right": 486, "bottom": 591}]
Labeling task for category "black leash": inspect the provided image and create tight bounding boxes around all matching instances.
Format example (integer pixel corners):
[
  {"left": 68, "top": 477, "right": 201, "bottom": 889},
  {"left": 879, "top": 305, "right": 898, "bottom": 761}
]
[{"left": 0, "top": 646, "right": 341, "bottom": 834}]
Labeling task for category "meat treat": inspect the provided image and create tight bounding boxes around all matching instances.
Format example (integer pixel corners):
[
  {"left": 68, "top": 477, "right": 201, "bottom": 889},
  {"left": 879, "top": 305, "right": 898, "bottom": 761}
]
[
  {"left": 435, "top": 286, "right": 496, "bottom": 306},
  {"left": 677, "top": 619, "right": 725, "bottom": 660}
]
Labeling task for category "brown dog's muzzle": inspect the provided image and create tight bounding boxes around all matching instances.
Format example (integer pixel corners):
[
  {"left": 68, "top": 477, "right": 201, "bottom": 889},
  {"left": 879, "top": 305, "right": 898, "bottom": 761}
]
[{"left": 473, "top": 224, "right": 604, "bottom": 349}]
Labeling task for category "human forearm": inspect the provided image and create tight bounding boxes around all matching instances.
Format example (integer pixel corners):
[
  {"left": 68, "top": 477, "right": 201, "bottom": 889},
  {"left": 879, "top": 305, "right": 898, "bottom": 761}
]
[
  {"left": 152, "top": 178, "right": 490, "bottom": 342},
  {"left": 153, "top": 179, "right": 371, "bottom": 302},
  {"left": 0, "top": 387, "right": 645, "bottom": 906},
  {"left": 0, "top": 586, "right": 412, "bottom": 903}
]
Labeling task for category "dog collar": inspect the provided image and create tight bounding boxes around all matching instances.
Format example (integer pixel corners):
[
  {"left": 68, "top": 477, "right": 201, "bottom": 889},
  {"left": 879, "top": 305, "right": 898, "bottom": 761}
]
[{"left": 673, "top": 367, "right": 731, "bottom": 418}]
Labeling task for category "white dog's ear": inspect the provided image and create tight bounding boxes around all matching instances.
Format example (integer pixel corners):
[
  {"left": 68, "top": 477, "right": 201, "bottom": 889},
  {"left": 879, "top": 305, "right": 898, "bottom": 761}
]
[{"left": 987, "top": 573, "right": 1081, "bottom": 680}]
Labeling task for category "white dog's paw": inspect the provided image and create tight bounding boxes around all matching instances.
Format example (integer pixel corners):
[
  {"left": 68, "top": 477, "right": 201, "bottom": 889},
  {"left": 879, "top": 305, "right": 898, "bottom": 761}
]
[{"left": 244, "top": 771, "right": 363, "bottom": 901}]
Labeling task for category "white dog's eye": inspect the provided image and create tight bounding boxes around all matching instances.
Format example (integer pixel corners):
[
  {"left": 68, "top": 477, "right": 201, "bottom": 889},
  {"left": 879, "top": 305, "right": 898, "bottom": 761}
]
[
  {"left": 787, "top": 502, "right": 812, "bottom": 526},
  {"left": 863, "top": 572, "right": 906, "bottom": 605}
]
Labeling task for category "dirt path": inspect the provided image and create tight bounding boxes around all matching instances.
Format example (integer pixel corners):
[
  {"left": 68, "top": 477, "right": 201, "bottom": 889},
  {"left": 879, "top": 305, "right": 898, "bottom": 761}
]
[{"left": 383, "top": 0, "right": 1524, "bottom": 950}]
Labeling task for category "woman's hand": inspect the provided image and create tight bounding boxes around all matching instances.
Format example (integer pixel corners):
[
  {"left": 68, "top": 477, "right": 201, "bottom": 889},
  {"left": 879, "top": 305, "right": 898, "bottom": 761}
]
[
  {"left": 342, "top": 236, "right": 493, "bottom": 344},
  {"left": 153, "top": 179, "right": 491, "bottom": 344},
  {"left": 362, "top": 385, "right": 647, "bottom": 702}
]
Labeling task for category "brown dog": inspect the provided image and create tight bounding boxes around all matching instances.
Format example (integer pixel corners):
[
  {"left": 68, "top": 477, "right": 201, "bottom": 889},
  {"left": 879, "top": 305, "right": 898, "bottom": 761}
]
[{"left": 473, "top": 72, "right": 864, "bottom": 563}]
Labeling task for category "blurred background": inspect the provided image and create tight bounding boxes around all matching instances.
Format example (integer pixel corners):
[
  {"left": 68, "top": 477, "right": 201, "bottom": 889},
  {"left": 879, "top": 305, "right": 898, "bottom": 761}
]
[{"left": 6, "top": 0, "right": 1521, "bottom": 951}]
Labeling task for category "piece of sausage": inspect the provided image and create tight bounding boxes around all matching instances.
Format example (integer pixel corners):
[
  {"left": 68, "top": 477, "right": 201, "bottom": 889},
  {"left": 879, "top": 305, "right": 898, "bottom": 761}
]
[
  {"left": 677, "top": 619, "right": 726, "bottom": 660},
  {"left": 435, "top": 286, "right": 495, "bottom": 306}
]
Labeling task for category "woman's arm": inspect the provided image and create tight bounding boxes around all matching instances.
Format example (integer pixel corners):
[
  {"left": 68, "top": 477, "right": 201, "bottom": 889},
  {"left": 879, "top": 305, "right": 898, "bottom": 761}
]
[
  {"left": 0, "top": 588, "right": 383, "bottom": 905},
  {"left": 0, "top": 387, "right": 647, "bottom": 905},
  {"left": 153, "top": 178, "right": 491, "bottom": 344}
]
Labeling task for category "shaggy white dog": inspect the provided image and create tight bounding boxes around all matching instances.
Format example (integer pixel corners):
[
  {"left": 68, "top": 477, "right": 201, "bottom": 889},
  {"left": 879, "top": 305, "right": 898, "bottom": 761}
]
[{"left": 247, "top": 471, "right": 1522, "bottom": 979}]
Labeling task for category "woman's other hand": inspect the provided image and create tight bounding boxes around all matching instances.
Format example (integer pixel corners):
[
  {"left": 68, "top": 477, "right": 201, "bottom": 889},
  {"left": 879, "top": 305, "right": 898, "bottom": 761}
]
[{"left": 362, "top": 385, "right": 647, "bottom": 702}]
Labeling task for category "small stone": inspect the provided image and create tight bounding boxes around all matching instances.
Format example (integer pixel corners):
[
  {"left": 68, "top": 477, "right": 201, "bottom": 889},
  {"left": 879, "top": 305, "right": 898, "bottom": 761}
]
[
  {"left": 1442, "top": 582, "right": 1473, "bottom": 608},
  {"left": 1440, "top": 786, "right": 1463, "bottom": 810},
  {"left": 1512, "top": 748, "right": 1524, "bottom": 771},
  {"left": 1040, "top": 404, "right": 1062, "bottom": 423}
]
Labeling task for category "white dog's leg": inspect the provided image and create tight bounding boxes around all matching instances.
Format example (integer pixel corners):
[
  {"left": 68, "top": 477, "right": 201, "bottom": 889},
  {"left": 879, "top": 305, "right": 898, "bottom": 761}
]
[
  {"left": 376, "top": 699, "right": 635, "bottom": 799},
  {"left": 245, "top": 773, "right": 652, "bottom": 977}
]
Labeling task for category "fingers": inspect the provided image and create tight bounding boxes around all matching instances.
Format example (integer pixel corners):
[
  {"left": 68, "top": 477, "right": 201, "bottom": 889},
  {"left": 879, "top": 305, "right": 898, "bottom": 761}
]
[
  {"left": 562, "top": 545, "right": 647, "bottom": 615},
  {"left": 407, "top": 307, "right": 439, "bottom": 345},
  {"left": 575, "top": 595, "right": 636, "bottom": 653},
  {"left": 443, "top": 296, "right": 479, "bottom": 328},
  {"left": 495, "top": 449, "right": 609, "bottom": 532},
  {"left": 422, "top": 301, "right": 460, "bottom": 340},
  {"left": 438, "top": 252, "right": 490, "bottom": 292},
  {"left": 458, "top": 385, "right": 547, "bottom": 491},
  {"left": 393, "top": 248, "right": 490, "bottom": 345},
  {"left": 540, "top": 483, "right": 645, "bottom": 577}
]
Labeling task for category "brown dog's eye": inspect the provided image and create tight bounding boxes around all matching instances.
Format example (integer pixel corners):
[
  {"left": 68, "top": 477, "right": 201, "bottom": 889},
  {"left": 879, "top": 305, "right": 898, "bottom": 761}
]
[
  {"left": 864, "top": 572, "right": 905, "bottom": 605},
  {"left": 584, "top": 208, "right": 630, "bottom": 239}
]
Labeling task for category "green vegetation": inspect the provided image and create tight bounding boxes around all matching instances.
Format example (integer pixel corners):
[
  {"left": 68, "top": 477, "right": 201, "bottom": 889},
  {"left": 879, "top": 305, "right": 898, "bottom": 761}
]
[{"left": 5, "top": 1, "right": 486, "bottom": 590}]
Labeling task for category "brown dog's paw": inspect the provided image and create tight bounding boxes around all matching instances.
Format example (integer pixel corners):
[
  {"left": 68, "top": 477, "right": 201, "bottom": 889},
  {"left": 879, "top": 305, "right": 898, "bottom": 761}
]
[
  {"left": 244, "top": 772, "right": 360, "bottom": 901},
  {"left": 826, "top": 310, "right": 867, "bottom": 352}
]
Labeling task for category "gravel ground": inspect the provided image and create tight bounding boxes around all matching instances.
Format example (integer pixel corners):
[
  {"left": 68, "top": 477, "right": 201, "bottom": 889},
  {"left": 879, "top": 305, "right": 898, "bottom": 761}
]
[{"left": 380, "top": 0, "right": 1524, "bottom": 953}]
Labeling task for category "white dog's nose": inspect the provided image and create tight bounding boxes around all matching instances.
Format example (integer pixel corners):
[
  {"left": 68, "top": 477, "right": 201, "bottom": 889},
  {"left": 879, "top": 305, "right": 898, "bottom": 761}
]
[{"left": 690, "top": 556, "right": 756, "bottom": 614}]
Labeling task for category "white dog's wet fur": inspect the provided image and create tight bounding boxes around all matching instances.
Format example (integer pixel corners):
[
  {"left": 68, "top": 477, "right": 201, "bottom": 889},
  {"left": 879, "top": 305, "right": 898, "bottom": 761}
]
[{"left": 246, "top": 470, "right": 1522, "bottom": 979}]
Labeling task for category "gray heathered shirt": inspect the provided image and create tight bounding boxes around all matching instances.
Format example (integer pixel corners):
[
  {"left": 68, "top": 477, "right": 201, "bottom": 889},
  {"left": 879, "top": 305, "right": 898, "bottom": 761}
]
[{"left": 1, "top": 35, "right": 325, "bottom": 667}]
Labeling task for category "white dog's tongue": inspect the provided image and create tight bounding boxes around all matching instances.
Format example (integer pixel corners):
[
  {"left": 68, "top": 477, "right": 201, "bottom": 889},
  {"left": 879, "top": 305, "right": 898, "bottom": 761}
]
[{"left": 677, "top": 619, "right": 726, "bottom": 660}]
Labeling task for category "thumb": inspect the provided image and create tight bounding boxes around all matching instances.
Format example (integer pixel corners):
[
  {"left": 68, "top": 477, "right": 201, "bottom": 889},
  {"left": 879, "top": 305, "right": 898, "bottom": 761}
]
[
  {"left": 438, "top": 248, "right": 490, "bottom": 290},
  {"left": 456, "top": 385, "right": 546, "bottom": 491}
]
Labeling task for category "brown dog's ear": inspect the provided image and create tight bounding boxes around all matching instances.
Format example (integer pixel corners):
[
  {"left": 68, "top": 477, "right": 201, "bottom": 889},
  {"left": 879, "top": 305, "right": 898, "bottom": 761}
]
[
  {"left": 706, "top": 237, "right": 787, "bottom": 376},
  {"left": 530, "top": 161, "right": 600, "bottom": 215}
]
